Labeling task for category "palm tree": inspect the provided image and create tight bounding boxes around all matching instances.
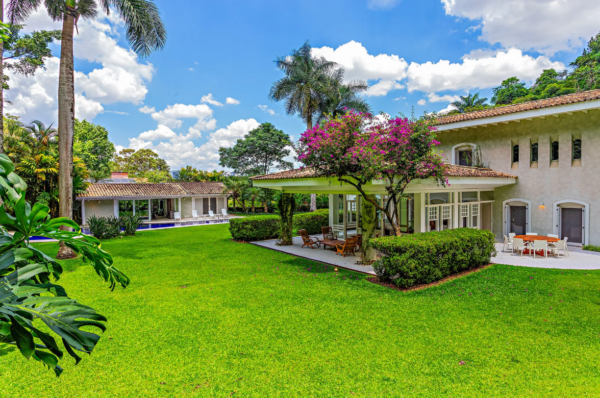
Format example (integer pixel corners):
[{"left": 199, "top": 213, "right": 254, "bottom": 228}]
[
  {"left": 315, "top": 77, "right": 370, "bottom": 124},
  {"left": 246, "top": 187, "right": 260, "bottom": 214},
  {"left": 269, "top": 41, "right": 337, "bottom": 212},
  {"left": 25, "top": 120, "right": 57, "bottom": 157},
  {"left": 223, "top": 177, "right": 249, "bottom": 213},
  {"left": 8, "top": 0, "right": 166, "bottom": 258},
  {"left": 450, "top": 93, "right": 488, "bottom": 113}
]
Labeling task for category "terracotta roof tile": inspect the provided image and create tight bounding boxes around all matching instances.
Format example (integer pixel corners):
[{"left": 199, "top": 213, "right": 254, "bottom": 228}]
[
  {"left": 252, "top": 165, "right": 516, "bottom": 181},
  {"left": 78, "top": 182, "right": 227, "bottom": 199},
  {"left": 435, "top": 89, "right": 600, "bottom": 126}
]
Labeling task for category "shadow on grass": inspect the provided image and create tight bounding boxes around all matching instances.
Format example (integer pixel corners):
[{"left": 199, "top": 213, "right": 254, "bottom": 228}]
[{"left": 0, "top": 343, "right": 17, "bottom": 357}]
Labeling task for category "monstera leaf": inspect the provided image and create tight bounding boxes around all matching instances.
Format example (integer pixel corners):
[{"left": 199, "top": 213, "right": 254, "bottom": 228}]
[{"left": 0, "top": 154, "right": 130, "bottom": 376}]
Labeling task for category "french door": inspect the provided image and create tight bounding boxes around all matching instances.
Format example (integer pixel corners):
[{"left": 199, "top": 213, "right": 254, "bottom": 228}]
[{"left": 561, "top": 208, "right": 584, "bottom": 244}]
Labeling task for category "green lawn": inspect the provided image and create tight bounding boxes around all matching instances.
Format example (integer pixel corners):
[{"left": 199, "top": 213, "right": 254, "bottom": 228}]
[{"left": 1, "top": 224, "right": 599, "bottom": 397}]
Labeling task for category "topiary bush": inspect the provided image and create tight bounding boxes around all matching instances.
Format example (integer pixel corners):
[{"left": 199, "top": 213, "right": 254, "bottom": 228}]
[
  {"left": 229, "top": 215, "right": 281, "bottom": 241},
  {"left": 371, "top": 228, "right": 497, "bottom": 288},
  {"left": 293, "top": 209, "right": 329, "bottom": 234}
]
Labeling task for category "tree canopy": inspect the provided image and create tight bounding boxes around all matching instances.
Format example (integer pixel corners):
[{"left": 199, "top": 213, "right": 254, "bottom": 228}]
[
  {"left": 219, "top": 122, "right": 293, "bottom": 176},
  {"left": 111, "top": 148, "right": 170, "bottom": 177},
  {"left": 74, "top": 119, "right": 115, "bottom": 173}
]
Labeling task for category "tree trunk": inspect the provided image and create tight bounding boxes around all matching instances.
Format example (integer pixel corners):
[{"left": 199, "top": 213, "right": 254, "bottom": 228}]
[
  {"left": 279, "top": 193, "right": 294, "bottom": 246},
  {"left": 0, "top": 0, "right": 4, "bottom": 154},
  {"left": 361, "top": 194, "right": 378, "bottom": 263},
  {"left": 251, "top": 200, "right": 255, "bottom": 214},
  {"left": 263, "top": 201, "right": 268, "bottom": 213},
  {"left": 56, "top": 7, "right": 77, "bottom": 260}
]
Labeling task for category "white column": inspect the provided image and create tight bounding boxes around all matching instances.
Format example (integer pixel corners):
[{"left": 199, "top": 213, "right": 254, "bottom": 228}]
[
  {"left": 419, "top": 193, "right": 426, "bottom": 233},
  {"left": 343, "top": 195, "right": 347, "bottom": 239},
  {"left": 453, "top": 192, "right": 460, "bottom": 229},
  {"left": 148, "top": 200, "right": 151, "bottom": 221},
  {"left": 114, "top": 200, "right": 119, "bottom": 217},
  {"left": 178, "top": 198, "right": 182, "bottom": 216},
  {"left": 192, "top": 197, "right": 196, "bottom": 211},
  {"left": 81, "top": 200, "right": 86, "bottom": 225}
]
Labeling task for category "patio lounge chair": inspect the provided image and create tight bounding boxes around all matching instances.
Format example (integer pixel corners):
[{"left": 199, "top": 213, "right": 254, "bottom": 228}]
[
  {"left": 209, "top": 210, "right": 217, "bottom": 219},
  {"left": 174, "top": 212, "right": 181, "bottom": 221},
  {"left": 322, "top": 226, "right": 335, "bottom": 240},
  {"left": 192, "top": 210, "right": 199, "bottom": 219},
  {"left": 221, "top": 209, "right": 229, "bottom": 219},
  {"left": 336, "top": 237, "right": 359, "bottom": 257},
  {"left": 550, "top": 239, "right": 569, "bottom": 258},
  {"left": 299, "top": 229, "right": 320, "bottom": 249}
]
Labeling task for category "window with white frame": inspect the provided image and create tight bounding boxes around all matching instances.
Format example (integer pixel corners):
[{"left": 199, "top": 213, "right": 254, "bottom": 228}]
[
  {"left": 428, "top": 206, "right": 438, "bottom": 231},
  {"left": 461, "top": 204, "right": 469, "bottom": 228},
  {"left": 471, "top": 203, "right": 479, "bottom": 229},
  {"left": 441, "top": 205, "right": 451, "bottom": 230}
]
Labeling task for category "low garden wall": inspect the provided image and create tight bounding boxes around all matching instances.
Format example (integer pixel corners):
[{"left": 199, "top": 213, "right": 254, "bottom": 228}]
[
  {"left": 229, "top": 210, "right": 330, "bottom": 241},
  {"left": 371, "top": 228, "right": 497, "bottom": 288}
]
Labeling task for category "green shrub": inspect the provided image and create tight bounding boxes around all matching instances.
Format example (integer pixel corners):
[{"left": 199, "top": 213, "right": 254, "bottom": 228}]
[
  {"left": 293, "top": 209, "right": 329, "bottom": 234},
  {"left": 88, "top": 215, "right": 121, "bottom": 239},
  {"left": 121, "top": 213, "right": 144, "bottom": 236},
  {"left": 229, "top": 215, "right": 281, "bottom": 241},
  {"left": 371, "top": 228, "right": 497, "bottom": 288},
  {"left": 583, "top": 245, "right": 600, "bottom": 252}
]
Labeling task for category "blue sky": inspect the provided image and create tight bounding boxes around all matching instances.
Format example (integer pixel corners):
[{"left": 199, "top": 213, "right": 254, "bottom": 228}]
[{"left": 7, "top": 0, "right": 599, "bottom": 170}]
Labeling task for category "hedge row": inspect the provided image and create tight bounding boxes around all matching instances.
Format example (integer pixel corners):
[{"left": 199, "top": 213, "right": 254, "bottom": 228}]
[
  {"left": 293, "top": 209, "right": 329, "bottom": 234},
  {"left": 229, "top": 210, "right": 330, "bottom": 241},
  {"left": 371, "top": 228, "right": 497, "bottom": 288}
]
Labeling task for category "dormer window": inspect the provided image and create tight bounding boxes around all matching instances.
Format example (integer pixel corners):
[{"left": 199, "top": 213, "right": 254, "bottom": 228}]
[{"left": 452, "top": 143, "right": 476, "bottom": 166}]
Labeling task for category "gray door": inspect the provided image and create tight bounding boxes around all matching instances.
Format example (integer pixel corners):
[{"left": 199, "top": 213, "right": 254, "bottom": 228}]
[
  {"left": 510, "top": 206, "right": 526, "bottom": 235},
  {"left": 561, "top": 208, "right": 583, "bottom": 244},
  {"left": 202, "top": 198, "right": 209, "bottom": 215},
  {"left": 210, "top": 198, "right": 217, "bottom": 213}
]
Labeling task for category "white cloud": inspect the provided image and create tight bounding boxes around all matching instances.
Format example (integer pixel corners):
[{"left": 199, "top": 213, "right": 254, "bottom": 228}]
[
  {"left": 442, "top": 0, "right": 600, "bottom": 55},
  {"left": 150, "top": 103, "right": 216, "bottom": 137},
  {"left": 129, "top": 118, "right": 260, "bottom": 170},
  {"left": 5, "top": 9, "right": 154, "bottom": 123},
  {"left": 417, "top": 99, "right": 427, "bottom": 106},
  {"left": 367, "top": 0, "right": 401, "bottom": 10},
  {"left": 436, "top": 103, "right": 458, "bottom": 115},
  {"left": 103, "top": 110, "right": 129, "bottom": 115},
  {"left": 258, "top": 105, "right": 276, "bottom": 116},
  {"left": 428, "top": 93, "right": 461, "bottom": 103},
  {"left": 312, "top": 41, "right": 408, "bottom": 96},
  {"left": 365, "top": 80, "right": 405, "bottom": 97},
  {"left": 138, "top": 124, "right": 178, "bottom": 141},
  {"left": 226, "top": 97, "right": 240, "bottom": 105},
  {"left": 393, "top": 97, "right": 406, "bottom": 101},
  {"left": 188, "top": 68, "right": 194, "bottom": 72},
  {"left": 201, "top": 93, "right": 223, "bottom": 107},
  {"left": 406, "top": 48, "right": 563, "bottom": 93},
  {"left": 139, "top": 106, "right": 156, "bottom": 114}
]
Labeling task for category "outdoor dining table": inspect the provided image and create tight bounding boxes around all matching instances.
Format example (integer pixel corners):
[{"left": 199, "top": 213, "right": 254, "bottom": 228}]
[
  {"left": 515, "top": 235, "right": 559, "bottom": 256},
  {"left": 321, "top": 239, "right": 344, "bottom": 250}
]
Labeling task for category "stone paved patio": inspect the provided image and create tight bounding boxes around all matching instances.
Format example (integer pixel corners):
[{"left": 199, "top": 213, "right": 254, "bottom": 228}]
[
  {"left": 492, "top": 243, "right": 600, "bottom": 270},
  {"left": 251, "top": 235, "right": 375, "bottom": 275}
]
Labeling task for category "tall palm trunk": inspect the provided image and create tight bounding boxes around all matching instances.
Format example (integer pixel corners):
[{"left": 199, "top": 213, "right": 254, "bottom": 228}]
[
  {"left": 56, "top": 5, "right": 76, "bottom": 259},
  {"left": 307, "top": 120, "right": 317, "bottom": 212},
  {"left": 0, "top": 0, "right": 4, "bottom": 154}
]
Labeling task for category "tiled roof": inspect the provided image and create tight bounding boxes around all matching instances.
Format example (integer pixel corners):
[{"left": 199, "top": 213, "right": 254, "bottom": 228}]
[
  {"left": 435, "top": 89, "right": 600, "bottom": 126},
  {"left": 78, "top": 182, "right": 227, "bottom": 199},
  {"left": 251, "top": 165, "right": 516, "bottom": 181}
]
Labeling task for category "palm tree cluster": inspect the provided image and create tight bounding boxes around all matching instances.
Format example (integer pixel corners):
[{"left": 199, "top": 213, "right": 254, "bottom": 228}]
[
  {"left": 4, "top": 118, "right": 89, "bottom": 217},
  {"left": 269, "top": 41, "right": 370, "bottom": 211},
  {"left": 269, "top": 41, "right": 371, "bottom": 129},
  {"left": 449, "top": 93, "right": 488, "bottom": 114}
]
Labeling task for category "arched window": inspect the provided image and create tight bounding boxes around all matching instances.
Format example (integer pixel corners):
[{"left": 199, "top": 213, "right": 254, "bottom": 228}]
[{"left": 452, "top": 143, "right": 476, "bottom": 166}]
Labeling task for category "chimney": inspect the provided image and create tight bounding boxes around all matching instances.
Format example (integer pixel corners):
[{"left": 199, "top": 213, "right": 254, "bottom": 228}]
[{"left": 111, "top": 172, "right": 129, "bottom": 179}]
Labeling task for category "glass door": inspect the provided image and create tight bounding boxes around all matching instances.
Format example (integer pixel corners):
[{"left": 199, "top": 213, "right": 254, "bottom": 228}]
[{"left": 561, "top": 208, "right": 583, "bottom": 244}]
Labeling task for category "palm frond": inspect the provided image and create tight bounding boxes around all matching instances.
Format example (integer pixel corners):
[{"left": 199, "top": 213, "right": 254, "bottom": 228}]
[{"left": 7, "top": 0, "right": 43, "bottom": 24}]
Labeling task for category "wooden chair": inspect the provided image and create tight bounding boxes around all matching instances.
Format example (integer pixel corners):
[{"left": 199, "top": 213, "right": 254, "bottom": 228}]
[
  {"left": 336, "top": 237, "right": 358, "bottom": 257},
  {"left": 322, "top": 226, "right": 335, "bottom": 240},
  {"left": 299, "top": 229, "right": 320, "bottom": 249}
]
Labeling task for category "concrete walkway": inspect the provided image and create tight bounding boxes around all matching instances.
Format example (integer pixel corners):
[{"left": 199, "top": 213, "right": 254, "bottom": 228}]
[
  {"left": 251, "top": 235, "right": 375, "bottom": 275},
  {"left": 492, "top": 243, "right": 600, "bottom": 270}
]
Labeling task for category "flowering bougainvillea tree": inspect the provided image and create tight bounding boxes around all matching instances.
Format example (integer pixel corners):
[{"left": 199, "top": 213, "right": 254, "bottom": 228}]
[{"left": 296, "top": 110, "right": 448, "bottom": 236}]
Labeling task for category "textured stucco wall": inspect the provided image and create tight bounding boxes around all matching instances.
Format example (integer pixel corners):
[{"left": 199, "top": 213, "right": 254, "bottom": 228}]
[
  {"left": 83, "top": 200, "right": 115, "bottom": 224},
  {"left": 436, "top": 110, "right": 600, "bottom": 245},
  {"left": 181, "top": 197, "right": 193, "bottom": 218}
]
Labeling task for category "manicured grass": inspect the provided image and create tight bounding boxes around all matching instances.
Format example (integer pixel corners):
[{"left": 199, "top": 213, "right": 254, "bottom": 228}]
[{"left": 1, "top": 224, "right": 599, "bottom": 397}]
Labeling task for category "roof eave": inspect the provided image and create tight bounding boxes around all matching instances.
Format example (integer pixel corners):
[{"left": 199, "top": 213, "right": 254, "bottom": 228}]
[{"left": 436, "top": 99, "right": 600, "bottom": 131}]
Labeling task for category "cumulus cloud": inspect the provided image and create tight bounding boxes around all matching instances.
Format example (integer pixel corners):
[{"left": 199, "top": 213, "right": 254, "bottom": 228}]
[
  {"left": 138, "top": 125, "right": 178, "bottom": 141},
  {"left": 436, "top": 103, "right": 458, "bottom": 115},
  {"left": 417, "top": 99, "right": 427, "bottom": 106},
  {"left": 442, "top": 0, "right": 600, "bottom": 55},
  {"left": 226, "top": 97, "right": 240, "bottom": 105},
  {"left": 149, "top": 103, "right": 216, "bottom": 137},
  {"left": 4, "top": 8, "right": 154, "bottom": 123},
  {"left": 201, "top": 93, "right": 223, "bottom": 107},
  {"left": 139, "top": 105, "right": 156, "bottom": 114},
  {"left": 258, "top": 105, "right": 276, "bottom": 115},
  {"left": 428, "top": 93, "right": 461, "bottom": 103},
  {"left": 129, "top": 118, "right": 260, "bottom": 170},
  {"left": 406, "top": 48, "right": 563, "bottom": 93}
]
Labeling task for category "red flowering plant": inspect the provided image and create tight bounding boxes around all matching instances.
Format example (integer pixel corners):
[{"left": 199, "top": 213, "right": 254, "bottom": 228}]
[{"left": 296, "top": 110, "right": 448, "bottom": 236}]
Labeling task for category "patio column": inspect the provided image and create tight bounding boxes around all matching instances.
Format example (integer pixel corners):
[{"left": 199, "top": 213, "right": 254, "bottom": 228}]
[
  {"left": 361, "top": 194, "right": 378, "bottom": 263},
  {"left": 81, "top": 200, "right": 85, "bottom": 226},
  {"left": 279, "top": 193, "right": 295, "bottom": 246}
]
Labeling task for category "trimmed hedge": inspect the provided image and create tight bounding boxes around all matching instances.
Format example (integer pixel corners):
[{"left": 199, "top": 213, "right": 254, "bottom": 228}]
[
  {"left": 371, "top": 228, "right": 497, "bottom": 288},
  {"left": 293, "top": 209, "right": 329, "bottom": 234},
  {"left": 229, "top": 215, "right": 281, "bottom": 241},
  {"left": 229, "top": 210, "right": 331, "bottom": 241}
]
